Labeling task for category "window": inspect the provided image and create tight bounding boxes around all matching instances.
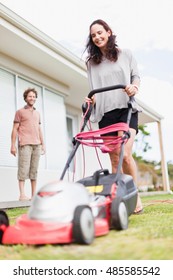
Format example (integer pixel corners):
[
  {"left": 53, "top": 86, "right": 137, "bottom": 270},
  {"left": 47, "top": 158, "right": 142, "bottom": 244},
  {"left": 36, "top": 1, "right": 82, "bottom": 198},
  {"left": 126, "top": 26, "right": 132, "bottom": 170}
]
[
  {"left": 66, "top": 115, "right": 78, "bottom": 173},
  {"left": 44, "top": 89, "right": 68, "bottom": 169},
  {"left": 0, "top": 68, "right": 17, "bottom": 166},
  {"left": 66, "top": 117, "right": 74, "bottom": 156}
]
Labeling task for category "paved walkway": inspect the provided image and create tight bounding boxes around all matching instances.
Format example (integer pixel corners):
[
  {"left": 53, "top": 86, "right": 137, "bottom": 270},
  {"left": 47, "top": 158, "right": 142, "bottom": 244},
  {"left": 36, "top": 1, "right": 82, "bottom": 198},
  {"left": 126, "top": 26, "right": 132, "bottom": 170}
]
[{"left": 0, "top": 200, "right": 31, "bottom": 209}]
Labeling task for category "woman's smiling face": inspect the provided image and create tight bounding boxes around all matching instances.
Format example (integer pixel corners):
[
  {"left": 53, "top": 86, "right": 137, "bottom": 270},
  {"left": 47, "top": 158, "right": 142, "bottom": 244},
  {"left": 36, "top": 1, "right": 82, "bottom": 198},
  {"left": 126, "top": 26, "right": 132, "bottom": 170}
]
[{"left": 90, "top": 23, "right": 111, "bottom": 52}]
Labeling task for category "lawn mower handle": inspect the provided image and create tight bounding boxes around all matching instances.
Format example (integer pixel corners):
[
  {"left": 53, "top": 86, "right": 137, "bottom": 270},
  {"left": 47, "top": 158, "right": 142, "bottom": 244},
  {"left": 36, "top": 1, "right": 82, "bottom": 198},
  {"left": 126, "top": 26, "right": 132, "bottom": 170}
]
[
  {"left": 87, "top": 84, "right": 135, "bottom": 104},
  {"left": 61, "top": 85, "right": 135, "bottom": 180},
  {"left": 88, "top": 84, "right": 126, "bottom": 98}
]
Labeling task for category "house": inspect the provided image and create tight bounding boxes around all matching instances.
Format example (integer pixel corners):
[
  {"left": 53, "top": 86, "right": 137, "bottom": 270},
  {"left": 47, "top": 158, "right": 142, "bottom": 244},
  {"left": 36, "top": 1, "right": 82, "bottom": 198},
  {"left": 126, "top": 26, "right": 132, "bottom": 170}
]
[{"left": 0, "top": 4, "right": 170, "bottom": 202}]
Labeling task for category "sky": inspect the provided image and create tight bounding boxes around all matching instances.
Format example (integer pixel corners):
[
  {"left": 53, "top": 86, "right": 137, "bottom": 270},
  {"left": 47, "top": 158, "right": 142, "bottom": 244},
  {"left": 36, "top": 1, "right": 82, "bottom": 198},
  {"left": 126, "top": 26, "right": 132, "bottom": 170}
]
[{"left": 1, "top": 0, "right": 173, "bottom": 162}]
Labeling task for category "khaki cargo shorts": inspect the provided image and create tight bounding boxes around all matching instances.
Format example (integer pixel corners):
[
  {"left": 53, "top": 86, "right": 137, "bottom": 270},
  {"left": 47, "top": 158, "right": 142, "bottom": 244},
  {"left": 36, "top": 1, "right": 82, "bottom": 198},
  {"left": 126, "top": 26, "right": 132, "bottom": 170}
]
[{"left": 18, "top": 144, "right": 41, "bottom": 180}]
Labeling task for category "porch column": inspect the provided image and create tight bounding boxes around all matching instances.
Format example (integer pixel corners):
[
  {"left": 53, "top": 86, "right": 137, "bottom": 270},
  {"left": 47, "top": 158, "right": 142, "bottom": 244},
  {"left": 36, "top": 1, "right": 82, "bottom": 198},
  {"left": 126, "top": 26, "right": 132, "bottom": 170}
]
[{"left": 157, "top": 121, "right": 170, "bottom": 192}]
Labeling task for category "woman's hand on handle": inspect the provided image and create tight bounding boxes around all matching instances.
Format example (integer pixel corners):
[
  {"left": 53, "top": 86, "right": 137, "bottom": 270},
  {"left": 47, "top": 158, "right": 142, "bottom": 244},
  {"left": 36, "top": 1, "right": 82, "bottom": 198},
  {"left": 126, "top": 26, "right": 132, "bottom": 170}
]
[
  {"left": 85, "top": 95, "right": 96, "bottom": 105},
  {"left": 125, "top": 84, "right": 139, "bottom": 97}
]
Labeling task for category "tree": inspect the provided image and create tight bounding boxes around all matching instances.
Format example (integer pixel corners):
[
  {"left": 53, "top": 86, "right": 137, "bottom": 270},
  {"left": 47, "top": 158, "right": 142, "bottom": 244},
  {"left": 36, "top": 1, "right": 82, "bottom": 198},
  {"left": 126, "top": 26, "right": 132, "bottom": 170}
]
[{"left": 133, "top": 124, "right": 152, "bottom": 158}]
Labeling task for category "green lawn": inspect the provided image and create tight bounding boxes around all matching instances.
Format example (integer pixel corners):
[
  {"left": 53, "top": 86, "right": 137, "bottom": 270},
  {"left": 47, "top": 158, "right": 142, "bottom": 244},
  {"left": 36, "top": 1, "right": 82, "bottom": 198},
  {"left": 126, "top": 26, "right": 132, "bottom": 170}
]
[{"left": 1, "top": 193, "right": 173, "bottom": 260}]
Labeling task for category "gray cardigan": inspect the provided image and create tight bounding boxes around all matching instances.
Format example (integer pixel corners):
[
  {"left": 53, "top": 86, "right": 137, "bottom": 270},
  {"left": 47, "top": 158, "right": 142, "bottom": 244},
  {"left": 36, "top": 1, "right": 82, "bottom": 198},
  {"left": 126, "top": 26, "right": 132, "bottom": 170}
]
[{"left": 87, "top": 48, "right": 141, "bottom": 122}]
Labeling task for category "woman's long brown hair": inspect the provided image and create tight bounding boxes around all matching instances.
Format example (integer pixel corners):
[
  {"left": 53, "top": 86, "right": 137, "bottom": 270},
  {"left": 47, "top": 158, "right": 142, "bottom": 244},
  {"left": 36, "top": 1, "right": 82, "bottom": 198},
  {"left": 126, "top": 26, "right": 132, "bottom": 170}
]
[{"left": 86, "top": 19, "right": 119, "bottom": 64}]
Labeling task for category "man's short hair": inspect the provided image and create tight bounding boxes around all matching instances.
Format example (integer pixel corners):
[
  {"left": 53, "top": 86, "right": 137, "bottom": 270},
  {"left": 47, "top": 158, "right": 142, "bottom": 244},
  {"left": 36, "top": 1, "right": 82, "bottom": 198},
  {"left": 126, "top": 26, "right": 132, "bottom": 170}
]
[{"left": 23, "top": 88, "right": 38, "bottom": 101}]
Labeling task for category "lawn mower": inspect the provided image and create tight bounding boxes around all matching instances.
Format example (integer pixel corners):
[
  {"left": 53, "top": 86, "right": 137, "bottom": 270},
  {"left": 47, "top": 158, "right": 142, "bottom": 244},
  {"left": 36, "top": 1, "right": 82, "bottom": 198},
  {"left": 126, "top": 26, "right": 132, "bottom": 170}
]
[{"left": 0, "top": 84, "right": 138, "bottom": 245}]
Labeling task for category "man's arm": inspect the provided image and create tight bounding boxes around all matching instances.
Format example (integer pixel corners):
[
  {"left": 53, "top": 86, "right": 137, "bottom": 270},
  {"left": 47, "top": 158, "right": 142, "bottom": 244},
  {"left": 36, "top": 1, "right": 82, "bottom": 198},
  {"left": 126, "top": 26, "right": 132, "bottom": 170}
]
[
  {"left": 10, "top": 122, "right": 19, "bottom": 156},
  {"left": 39, "top": 126, "right": 46, "bottom": 154}
]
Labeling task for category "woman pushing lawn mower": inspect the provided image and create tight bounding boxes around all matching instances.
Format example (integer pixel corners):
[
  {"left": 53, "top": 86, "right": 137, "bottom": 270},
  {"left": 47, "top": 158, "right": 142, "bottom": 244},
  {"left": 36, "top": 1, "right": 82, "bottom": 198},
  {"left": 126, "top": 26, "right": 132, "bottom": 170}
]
[
  {"left": 85, "top": 19, "right": 143, "bottom": 214},
  {"left": 0, "top": 21, "right": 143, "bottom": 246}
]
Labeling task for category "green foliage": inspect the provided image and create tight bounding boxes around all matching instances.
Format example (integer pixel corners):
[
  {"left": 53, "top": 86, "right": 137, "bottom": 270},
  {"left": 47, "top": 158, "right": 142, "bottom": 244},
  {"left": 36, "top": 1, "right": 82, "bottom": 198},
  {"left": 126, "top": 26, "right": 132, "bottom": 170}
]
[
  {"left": 134, "top": 124, "right": 152, "bottom": 157},
  {"left": 138, "top": 125, "right": 150, "bottom": 136},
  {"left": 167, "top": 161, "right": 173, "bottom": 177}
]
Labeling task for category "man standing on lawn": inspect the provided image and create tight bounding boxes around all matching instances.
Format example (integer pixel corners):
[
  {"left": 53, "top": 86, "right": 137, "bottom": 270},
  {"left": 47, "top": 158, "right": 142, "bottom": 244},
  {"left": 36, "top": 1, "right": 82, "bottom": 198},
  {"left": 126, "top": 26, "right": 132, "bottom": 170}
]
[{"left": 10, "top": 88, "right": 45, "bottom": 201}]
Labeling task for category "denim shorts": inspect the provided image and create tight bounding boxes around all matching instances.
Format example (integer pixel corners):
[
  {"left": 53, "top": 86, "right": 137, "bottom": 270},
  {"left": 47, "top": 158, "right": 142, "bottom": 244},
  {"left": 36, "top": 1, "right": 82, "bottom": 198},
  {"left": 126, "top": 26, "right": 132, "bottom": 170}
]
[{"left": 18, "top": 144, "right": 41, "bottom": 180}]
